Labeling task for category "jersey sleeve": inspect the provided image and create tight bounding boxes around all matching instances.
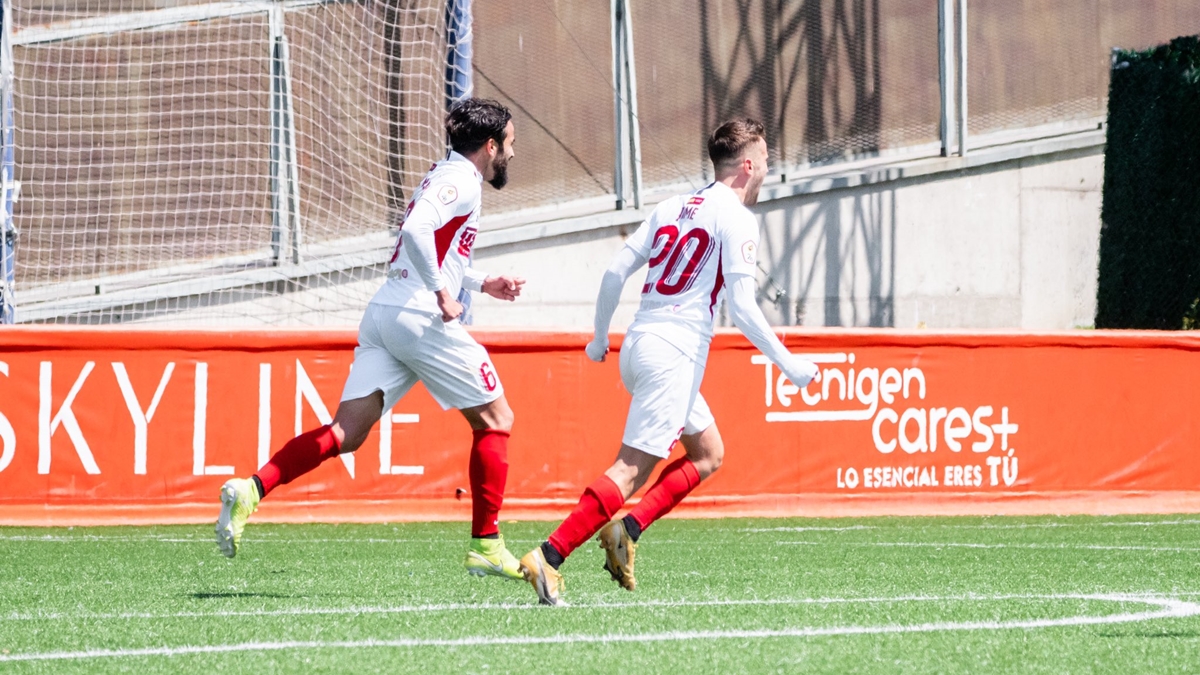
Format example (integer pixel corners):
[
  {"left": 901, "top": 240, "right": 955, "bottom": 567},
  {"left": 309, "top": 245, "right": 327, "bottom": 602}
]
[{"left": 720, "top": 210, "right": 760, "bottom": 279}]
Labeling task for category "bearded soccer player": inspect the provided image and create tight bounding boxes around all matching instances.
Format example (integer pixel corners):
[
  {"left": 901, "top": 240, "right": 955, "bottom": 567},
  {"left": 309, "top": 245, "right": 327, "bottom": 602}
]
[
  {"left": 519, "top": 118, "right": 819, "bottom": 605},
  {"left": 216, "top": 98, "right": 529, "bottom": 580}
]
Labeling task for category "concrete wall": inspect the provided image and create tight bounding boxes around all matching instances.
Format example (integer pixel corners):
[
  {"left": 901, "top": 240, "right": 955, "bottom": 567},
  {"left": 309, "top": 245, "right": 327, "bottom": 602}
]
[{"left": 469, "top": 147, "right": 1104, "bottom": 330}]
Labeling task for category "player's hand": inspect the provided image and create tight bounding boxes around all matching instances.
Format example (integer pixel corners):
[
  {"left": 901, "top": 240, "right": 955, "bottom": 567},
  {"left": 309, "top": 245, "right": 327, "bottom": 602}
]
[
  {"left": 782, "top": 357, "right": 819, "bottom": 388},
  {"left": 585, "top": 338, "right": 609, "bottom": 362},
  {"left": 435, "top": 288, "right": 463, "bottom": 322},
  {"left": 482, "top": 275, "right": 526, "bottom": 302}
]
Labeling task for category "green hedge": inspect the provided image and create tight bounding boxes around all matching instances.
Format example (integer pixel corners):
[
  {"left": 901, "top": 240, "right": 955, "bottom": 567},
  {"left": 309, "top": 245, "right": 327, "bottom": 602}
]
[{"left": 1096, "top": 36, "right": 1200, "bottom": 329}]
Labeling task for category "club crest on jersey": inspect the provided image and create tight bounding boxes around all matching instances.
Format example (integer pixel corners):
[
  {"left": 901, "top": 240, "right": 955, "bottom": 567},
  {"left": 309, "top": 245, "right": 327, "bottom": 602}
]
[
  {"left": 741, "top": 240, "right": 757, "bottom": 265},
  {"left": 458, "top": 227, "right": 477, "bottom": 256},
  {"left": 438, "top": 185, "right": 458, "bottom": 205}
]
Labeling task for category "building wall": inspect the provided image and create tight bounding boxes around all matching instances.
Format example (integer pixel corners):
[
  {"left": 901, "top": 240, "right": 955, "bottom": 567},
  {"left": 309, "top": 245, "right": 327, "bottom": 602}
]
[{"left": 469, "top": 147, "right": 1104, "bottom": 330}]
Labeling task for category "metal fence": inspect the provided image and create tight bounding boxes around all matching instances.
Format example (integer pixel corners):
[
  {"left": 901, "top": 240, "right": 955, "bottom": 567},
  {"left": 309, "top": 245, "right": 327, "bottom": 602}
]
[{"left": 1, "top": 0, "right": 1198, "bottom": 324}]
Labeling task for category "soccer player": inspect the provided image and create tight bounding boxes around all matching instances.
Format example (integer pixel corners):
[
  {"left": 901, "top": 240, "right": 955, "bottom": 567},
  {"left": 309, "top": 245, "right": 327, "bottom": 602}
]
[
  {"left": 519, "top": 118, "right": 818, "bottom": 605},
  {"left": 216, "top": 98, "right": 528, "bottom": 580}
]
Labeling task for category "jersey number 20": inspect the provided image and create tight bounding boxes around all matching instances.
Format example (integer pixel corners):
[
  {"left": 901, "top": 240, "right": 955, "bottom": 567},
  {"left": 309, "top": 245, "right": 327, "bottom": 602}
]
[{"left": 642, "top": 225, "right": 714, "bottom": 296}]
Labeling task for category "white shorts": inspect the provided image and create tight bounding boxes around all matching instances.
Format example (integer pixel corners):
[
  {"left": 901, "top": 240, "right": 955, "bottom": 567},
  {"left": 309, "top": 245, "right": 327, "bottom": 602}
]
[
  {"left": 341, "top": 303, "right": 503, "bottom": 411},
  {"left": 619, "top": 330, "right": 716, "bottom": 458}
]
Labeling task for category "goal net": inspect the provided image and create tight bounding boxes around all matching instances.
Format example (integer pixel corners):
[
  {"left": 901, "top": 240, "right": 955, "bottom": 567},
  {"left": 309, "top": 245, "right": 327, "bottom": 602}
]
[{"left": 6, "top": 0, "right": 465, "bottom": 325}]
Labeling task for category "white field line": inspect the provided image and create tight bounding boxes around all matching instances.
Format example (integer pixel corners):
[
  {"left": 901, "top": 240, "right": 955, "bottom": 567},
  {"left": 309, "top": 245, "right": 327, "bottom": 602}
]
[
  {"left": 744, "top": 519, "right": 1200, "bottom": 533},
  {"left": 3, "top": 591, "right": 1193, "bottom": 623},
  {"left": 0, "top": 536, "right": 461, "bottom": 543},
  {"left": 775, "top": 541, "right": 1200, "bottom": 552},
  {"left": 744, "top": 525, "right": 878, "bottom": 532},
  {"left": 1, "top": 594, "right": 1196, "bottom": 663}
]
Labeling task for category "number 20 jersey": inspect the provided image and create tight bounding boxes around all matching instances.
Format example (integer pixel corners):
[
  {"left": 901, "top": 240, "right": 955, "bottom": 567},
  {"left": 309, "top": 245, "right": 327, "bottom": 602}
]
[{"left": 624, "top": 180, "right": 760, "bottom": 363}]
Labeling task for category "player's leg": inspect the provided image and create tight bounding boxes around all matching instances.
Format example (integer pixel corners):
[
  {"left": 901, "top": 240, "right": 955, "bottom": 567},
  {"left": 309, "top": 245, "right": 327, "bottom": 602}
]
[
  {"left": 215, "top": 392, "right": 387, "bottom": 559},
  {"left": 393, "top": 316, "right": 522, "bottom": 580},
  {"left": 519, "top": 444, "right": 660, "bottom": 605},
  {"left": 600, "top": 422, "right": 723, "bottom": 581},
  {"left": 458, "top": 395, "right": 523, "bottom": 579},
  {"left": 460, "top": 394, "right": 514, "bottom": 539},
  {"left": 595, "top": 366, "right": 713, "bottom": 592},
  {"left": 520, "top": 332, "right": 689, "bottom": 604},
  {"left": 549, "top": 443, "right": 662, "bottom": 563},
  {"left": 619, "top": 396, "right": 722, "bottom": 544},
  {"left": 215, "top": 305, "right": 410, "bottom": 558}
]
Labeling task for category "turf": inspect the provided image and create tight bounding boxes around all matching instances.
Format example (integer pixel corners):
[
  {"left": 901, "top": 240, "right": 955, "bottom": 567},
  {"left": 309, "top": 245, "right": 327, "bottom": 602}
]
[{"left": 4, "top": 515, "right": 1200, "bottom": 673}]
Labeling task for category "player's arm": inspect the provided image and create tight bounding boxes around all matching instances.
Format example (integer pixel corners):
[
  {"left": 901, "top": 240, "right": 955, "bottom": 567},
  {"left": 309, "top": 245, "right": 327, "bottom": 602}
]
[
  {"left": 399, "top": 196, "right": 461, "bottom": 320},
  {"left": 587, "top": 245, "right": 649, "bottom": 362},
  {"left": 725, "top": 274, "right": 817, "bottom": 387},
  {"left": 587, "top": 217, "right": 656, "bottom": 361},
  {"left": 463, "top": 266, "right": 526, "bottom": 302},
  {"left": 720, "top": 212, "right": 817, "bottom": 387}
]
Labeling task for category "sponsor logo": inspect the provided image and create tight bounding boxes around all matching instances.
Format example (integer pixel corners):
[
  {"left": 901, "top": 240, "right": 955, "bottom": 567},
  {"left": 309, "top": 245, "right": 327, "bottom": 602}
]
[
  {"left": 754, "top": 352, "right": 1020, "bottom": 490},
  {"left": 457, "top": 227, "right": 477, "bottom": 257}
]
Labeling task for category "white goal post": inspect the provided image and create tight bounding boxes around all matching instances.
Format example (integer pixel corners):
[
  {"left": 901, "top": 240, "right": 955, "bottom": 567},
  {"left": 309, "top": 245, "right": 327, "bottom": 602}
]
[{"left": 4, "top": 0, "right": 472, "bottom": 325}]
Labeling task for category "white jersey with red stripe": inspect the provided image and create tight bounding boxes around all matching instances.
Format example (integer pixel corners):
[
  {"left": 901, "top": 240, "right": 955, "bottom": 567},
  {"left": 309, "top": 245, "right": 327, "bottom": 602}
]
[
  {"left": 624, "top": 180, "right": 760, "bottom": 364},
  {"left": 371, "top": 151, "right": 482, "bottom": 313}
]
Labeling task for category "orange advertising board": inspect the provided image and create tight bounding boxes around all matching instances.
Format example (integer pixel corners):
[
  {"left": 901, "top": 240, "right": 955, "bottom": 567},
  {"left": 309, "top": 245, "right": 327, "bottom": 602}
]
[{"left": 2, "top": 327, "right": 1200, "bottom": 525}]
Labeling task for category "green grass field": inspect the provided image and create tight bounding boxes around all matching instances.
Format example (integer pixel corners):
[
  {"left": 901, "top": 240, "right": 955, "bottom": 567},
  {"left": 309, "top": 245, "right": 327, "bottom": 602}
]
[{"left": 4, "top": 515, "right": 1200, "bottom": 673}]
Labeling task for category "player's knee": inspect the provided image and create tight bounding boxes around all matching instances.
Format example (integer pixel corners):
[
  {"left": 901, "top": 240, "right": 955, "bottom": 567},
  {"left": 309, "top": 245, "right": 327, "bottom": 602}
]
[
  {"left": 705, "top": 448, "right": 724, "bottom": 474},
  {"left": 470, "top": 393, "right": 513, "bottom": 429},
  {"left": 688, "top": 432, "right": 724, "bottom": 478},
  {"left": 694, "top": 449, "right": 723, "bottom": 478},
  {"left": 337, "top": 425, "right": 370, "bottom": 454}
]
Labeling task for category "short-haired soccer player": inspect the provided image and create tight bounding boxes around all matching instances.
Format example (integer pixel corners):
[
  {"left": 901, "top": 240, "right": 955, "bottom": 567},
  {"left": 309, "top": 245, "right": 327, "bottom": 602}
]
[
  {"left": 519, "top": 118, "right": 818, "bottom": 605},
  {"left": 216, "top": 98, "right": 529, "bottom": 580}
]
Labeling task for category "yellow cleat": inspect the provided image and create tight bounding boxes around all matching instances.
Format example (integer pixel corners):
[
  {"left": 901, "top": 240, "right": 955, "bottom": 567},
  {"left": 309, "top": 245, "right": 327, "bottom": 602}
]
[
  {"left": 464, "top": 536, "right": 523, "bottom": 580},
  {"left": 519, "top": 547, "right": 567, "bottom": 606},
  {"left": 215, "top": 478, "right": 260, "bottom": 558},
  {"left": 598, "top": 520, "right": 637, "bottom": 591}
]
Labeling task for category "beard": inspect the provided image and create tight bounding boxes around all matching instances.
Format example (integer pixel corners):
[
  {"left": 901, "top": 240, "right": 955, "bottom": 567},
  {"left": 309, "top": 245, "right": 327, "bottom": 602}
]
[{"left": 487, "top": 154, "right": 509, "bottom": 190}]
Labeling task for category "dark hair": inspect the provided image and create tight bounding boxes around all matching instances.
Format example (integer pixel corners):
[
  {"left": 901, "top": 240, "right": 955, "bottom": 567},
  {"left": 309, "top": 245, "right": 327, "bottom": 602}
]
[
  {"left": 707, "top": 117, "right": 766, "bottom": 167},
  {"left": 445, "top": 98, "right": 512, "bottom": 154}
]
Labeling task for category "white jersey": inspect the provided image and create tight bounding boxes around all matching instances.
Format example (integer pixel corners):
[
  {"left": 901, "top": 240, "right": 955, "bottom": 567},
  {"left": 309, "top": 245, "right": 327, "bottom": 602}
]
[
  {"left": 371, "top": 151, "right": 483, "bottom": 313},
  {"left": 624, "top": 181, "right": 760, "bottom": 362}
]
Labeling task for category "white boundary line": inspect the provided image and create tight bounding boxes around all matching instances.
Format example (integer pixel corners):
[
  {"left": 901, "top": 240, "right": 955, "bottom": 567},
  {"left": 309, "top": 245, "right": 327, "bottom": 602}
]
[
  {"left": 1, "top": 594, "right": 1196, "bottom": 662},
  {"left": 1, "top": 592, "right": 1114, "bottom": 623},
  {"left": 4, "top": 592, "right": 1197, "bottom": 622},
  {"left": 775, "top": 541, "right": 1200, "bottom": 552},
  {"left": 746, "top": 519, "right": 1200, "bottom": 532}
]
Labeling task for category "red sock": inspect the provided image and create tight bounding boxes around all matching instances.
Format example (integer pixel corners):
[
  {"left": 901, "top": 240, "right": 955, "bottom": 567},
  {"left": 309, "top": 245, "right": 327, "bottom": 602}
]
[
  {"left": 547, "top": 475, "right": 626, "bottom": 559},
  {"left": 254, "top": 425, "right": 342, "bottom": 497},
  {"left": 627, "top": 457, "right": 701, "bottom": 532},
  {"left": 469, "top": 428, "right": 510, "bottom": 538}
]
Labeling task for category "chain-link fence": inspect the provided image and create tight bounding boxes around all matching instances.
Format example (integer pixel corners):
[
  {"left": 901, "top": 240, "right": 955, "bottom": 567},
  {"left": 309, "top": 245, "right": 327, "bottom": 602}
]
[
  {"left": 2, "top": 1, "right": 1198, "bottom": 325},
  {"left": 967, "top": 0, "right": 1200, "bottom": 140}
]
